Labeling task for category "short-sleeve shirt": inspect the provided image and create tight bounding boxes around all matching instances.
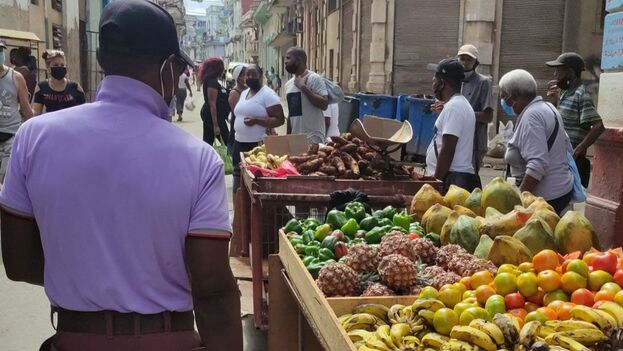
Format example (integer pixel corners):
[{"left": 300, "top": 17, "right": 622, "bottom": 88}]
[
  {"left": 0, "top": 75, "right": 231, "bottom": 313},
  {"left": 34, "top": 80, "right": 86, "bottom": 113},
  {"left": 558, "top": 84, "right": 602, "bottom": 147},
  {"left": 285, "top": 71, "right": 328, "bottom": 144},
  {"left": 426, "top": 94, "right": 476, "bottom": 176},
  {"left": 234, "top": 85, "right": 281, "bottom": 143},
  {"left": 461, "top": 72, "right": 493, "bottom": 155}
]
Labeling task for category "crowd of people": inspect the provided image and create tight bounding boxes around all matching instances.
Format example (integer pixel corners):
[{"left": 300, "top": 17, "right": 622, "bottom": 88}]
[{"left": 0, "top": 0, "right": 605, "bottom": 350}]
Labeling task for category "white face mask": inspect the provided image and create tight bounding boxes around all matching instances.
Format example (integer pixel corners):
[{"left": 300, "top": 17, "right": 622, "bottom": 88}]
[{"left": 159, "top": 58, "right": 175, "bottom": 103}]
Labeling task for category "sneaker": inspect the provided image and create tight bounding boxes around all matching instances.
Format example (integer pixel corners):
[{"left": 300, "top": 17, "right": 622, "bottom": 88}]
[{"left": 177, "top": 117, "right": 183, "bottom": 122}]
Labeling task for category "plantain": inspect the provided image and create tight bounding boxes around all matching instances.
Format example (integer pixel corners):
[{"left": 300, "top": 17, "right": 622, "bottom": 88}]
[
  {"left": 469, "top": 319, "right": 505, "bottom": 346},
  {"left": 450, "top": 325, "right": 497, "bottom": 351},
  {"left": 352, "top": 304, "right": 390, "bottom": 324}
]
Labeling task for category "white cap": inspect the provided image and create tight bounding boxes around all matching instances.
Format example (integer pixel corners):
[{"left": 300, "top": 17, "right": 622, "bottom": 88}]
[
  {"left": 232, "top": 64, "right": 245, "bottom": 80},
  {"left": 457, "top": 44, "right": 479, "bottom": 60}
]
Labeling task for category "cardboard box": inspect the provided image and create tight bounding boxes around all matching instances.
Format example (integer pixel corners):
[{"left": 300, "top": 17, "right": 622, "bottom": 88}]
[
  {"left": 349, "top": 115, "right": 413, "bottom": 160},
  {"left": 263, "top": 134, "right": 310, "bottom": 156}
]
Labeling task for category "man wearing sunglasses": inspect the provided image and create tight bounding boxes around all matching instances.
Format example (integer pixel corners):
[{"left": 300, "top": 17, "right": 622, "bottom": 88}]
[{"left": 0, "top": 1, "right": 242, "bottom": 350}]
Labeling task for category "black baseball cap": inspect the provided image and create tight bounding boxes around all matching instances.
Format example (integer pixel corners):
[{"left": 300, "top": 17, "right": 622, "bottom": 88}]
[
  {"left": 428, "top": 58, "right": 465, "bottom": 83},
  {"left": 99, "top": 0, "right": 192, "bottom": 67},
  {"left": 546, "top": 52, "right": 585, "bottom": 72}
]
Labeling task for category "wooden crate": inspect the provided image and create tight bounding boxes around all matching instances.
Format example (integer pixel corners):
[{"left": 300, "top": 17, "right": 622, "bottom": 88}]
[{"left": 276, "top": 231, "right": 420, "bottom": 350}]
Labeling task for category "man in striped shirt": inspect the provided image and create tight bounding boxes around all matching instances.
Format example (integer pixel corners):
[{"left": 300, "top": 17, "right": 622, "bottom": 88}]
[{"left": 546, "top": 53, "right": 605, "bottom": 188}]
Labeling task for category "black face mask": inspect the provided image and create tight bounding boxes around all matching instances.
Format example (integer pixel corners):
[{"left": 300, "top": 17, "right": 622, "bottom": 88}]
[
  {"left": 50, "top": 66, "right": 67, "bottom": 80},
  {"left": 285, "top": 63, "right": 298, "bottom": 74},
  {"left": 246, "top": 78, "right": 261, "bottom": 91},
  {"left": 556, "top": 78, "right": 570, "bottom": 90},
  {"left": 433, "top": 80, "right": 444, "bottom": 101}
]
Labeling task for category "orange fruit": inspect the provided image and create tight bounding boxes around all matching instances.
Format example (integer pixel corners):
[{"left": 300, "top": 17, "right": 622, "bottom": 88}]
[
  {"left": 601, "top": 282, "right": 622, "bottom": 293},
  {"left": 556, "top": 302, "right": 575, "bottom": 320},
  {"left": 463, "top": 290, "right": 476, "bottom": 300},
  {"left": 524, "top": 302, "right": 540, "bottom": 312},
  {"left": 525, "top": 310, "right": 548, "bottom": 324},
  {"left": 614, "top": 290, "right": 623, "bottom": 306},
  {"left": 537, "top": 270, "right": 561, "bottom": 292},
  {"left": 595, "top": 289, "right": 616, "bottom": 302},
  {"left": 476, "top": 285, "right": 497, "bottom": 305},
  {"left": 536, "top": 307, "right": 558, "bottom": 320},
  {"left": 494, "top": 272, "right": 518, "bottom": 296},
  {"left": 533, "top": 250, "right": 560, "bottom": 273},
  {"left": 517, "top": 272, "right": 538, "bottom": 297},
  {"left": 471, "top": 271, "right": 495, "bottom": 289},
  {"left": 584, "top": 252, "right": 598, "bottom": 266},
  {"left": 570, "top": 288, "right": 595, "bottom": 307},
  {"left": 484, "top": 295, "right": 506, "bottom": 317},
  {"left": 518, "top": 262, "right": 535, "bottom": 273},
  {"left": 498, "top": 264, "right": 520, "bottom": 275},
  {"left": 508, "top": 308, "right": 528, "bottom": 321},
  {"left": 433, "top": 308, "right": 459, "bottom": 336},
  {"left": 543, "top": 289, "right": 570, "bottom": 305},
  {"left": 460, "top": 276, "right": 472, "bottom": 290},
  {"left": 560, "top": 271, "right": 587, "bottom": 293},
  {"left": 588, "top": 270, "right": 613, "bottom": 291},
  {"left": 547, "top": 300, "right": 564, "bottom": 311},
  {"left": 453, "top": 282, "right": 468, "bottom": 296},
  {"left": 567, "top": 259, "right": 590, "bottom": 278},
  {"left": 439, "top": 287, "right": 462, "bottom": 308}
]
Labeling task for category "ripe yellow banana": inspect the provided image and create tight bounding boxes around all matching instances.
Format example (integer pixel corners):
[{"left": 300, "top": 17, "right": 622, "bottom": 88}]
[
  {"left": 353, "top": 304, "right": 390, "bottom": 324},
  {"left": 343, "top": 313, "right": 379, "bottom": 332},
  {"left": 418, "top": 309, "right": 435, "bottom": 325},
  {"left": 570, "top": 305, "right": 614, "bottom": 332},
  {"left": 375, "top": 325, "right": 397, "bottom": 350},
  {"left": 402, "top": 335, "right": 420, "bottom": 350},
  {"left": 421, "top": 332, "right": 450, "bottom": 348},
  {"left": 545, "top": 319, "right": 599, "bottom": 332},
  {"left": 545, "top": 333, "right": 591, "bottom": 351},
  {"left": 348, "top": 329, "right": 372, "bottom": 343},
  {"left": 518, "top": 320, "right": 541, "bottom": 348},
  {"left": 364, "top": 333, "right": 392, "bottom": 351},
  {"left": 449, "top": 325, "right": 497, "bottom": 351},
  {"left": 469, "top": 319, "right": 505, "bottom": 346},
  {"left": 442, "top": 339, "right": 480, "bottom": 351},
  {"left": 339, "top": 313, "right": 353, "bottom": 325},
  {"left": 595, "top": 308, "right": 618, "bottom": 331},
  {"left": 554, "top": 329, "right": 607, "bottom": 345},
  {"left": 389, "top": 323, "right": 411, "bottom": 348},
  {"left": 412, "top": 298, "right": 445, "bottom": 312},
  {"left": 597, "top": 301, "right": 623, "bottom": 327},
  {"left": 493, "top": 313, "right": 519, "bottom": 346},
  {"left": 536, "top": 325, "right": 557, "bottom": 339}
]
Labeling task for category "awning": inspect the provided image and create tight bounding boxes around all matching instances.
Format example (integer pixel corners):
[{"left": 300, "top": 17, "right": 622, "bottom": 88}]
[
  {"left": 269, "top": 32, "right": 295, "bottom": 48},
  {"left": 0, "top": 29, "right": 43, "bottom": 42}
]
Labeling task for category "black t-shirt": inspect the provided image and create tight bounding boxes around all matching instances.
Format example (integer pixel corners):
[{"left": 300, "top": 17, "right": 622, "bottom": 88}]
[
  {"left": 202, "top": 79, "right": 230, "bottom": 121},
  {"left": 34, "top": 80, "right": 86, "bottom": 113}
]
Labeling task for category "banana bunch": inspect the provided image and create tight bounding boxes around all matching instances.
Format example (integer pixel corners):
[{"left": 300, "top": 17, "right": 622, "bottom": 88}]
[
  {"left": 387, "top": 304, "right": 426, "bottom": 333},
  {"left": 351, "top": 324, "right": 420, "bottom": 351},
  {"left": 341, "top": 312, "right": 387, "bottom": 333},
  {"left": 243, "top": 145, "right": 288, "bottom": 170}
]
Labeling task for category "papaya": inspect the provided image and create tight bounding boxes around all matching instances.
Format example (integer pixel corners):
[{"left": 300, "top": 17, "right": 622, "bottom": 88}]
[
  {"left": 464, "top": 188, "right": 484, "bottom": 216},
  {"left": 488, "top": 236, "right": 533, "bottom": 267},
  {"left": 410, "top": 184, "right": 445, "bottom": 222},
  {"left": 440, "top": 211, "right": 460, "bottom": 246},
  {"left": 444, "top": 185, "right": 470, "bottom": 209},
  {"left": 521, "top": 191, "right": 538, "bottom": 208},
  {"left": 480, "top": 208, "right": 534, "bottom": 238},
  {"left": 485, "top": 207, "right": 504, "bottom": 220},
  {"left": 532, "top": 208, "right": 560, "bottom": 232},
  {"left": 449, "top": 215, "right": 481, "bottom": 254},
  {"left": 481, "top": 177, "right": 522, "bottom": 214},
  {"left": 422, "top": 203, "right": 453, "bottom": 236},
  {"left": 474, "top": 235, "right": 494, "bottom": 259},
  {"left": 527, "top": 197, "right": 555, "bottom": 213},
  {"left": 453, "top": 205, "right": 477, "bottom": 218},
  {"left": 513, "top": 218, "right": 558, "bottom": 255},
  {"left": 554, "top": 211, "right": 600, "bottom": 254}
]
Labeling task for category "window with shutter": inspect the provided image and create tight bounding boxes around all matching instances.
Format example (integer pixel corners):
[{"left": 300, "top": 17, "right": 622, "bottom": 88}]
[{"left": 52, "top": 0, "right": 62, "bottom": 12}]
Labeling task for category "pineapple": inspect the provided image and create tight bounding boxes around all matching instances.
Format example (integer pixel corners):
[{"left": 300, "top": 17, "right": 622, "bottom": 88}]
[
  {"left": 435, "top": 244, "right": 467, "bottom": 269},
  {"left": 412, "top": 238, "right": 438, "bottom": 265},
  {"left": 345, "top": 244, "right": 380, "bottom": 273},
  {"left": 355, "top": 271, "right": 380, "bottom": 295},
  {"left": 446, "top": 252, "right": 475, "bottom": 276},
  {"left": 431, "top": 271, "right": 461, "bottom": 290},
  {"left": 362, "top": 283, "right": 395, "bottom": 297},
  {"left": 460, "top": 258, "right": 497, "bottom": 277},
  {"left": 377, "top": 254, "right": 417, "bottom": 291},
  {"left": 378, "top": 231, "right": 416, "bottom": 261},
  {"left": 316, "top": 263, "right": 358, "bottom": 297}
]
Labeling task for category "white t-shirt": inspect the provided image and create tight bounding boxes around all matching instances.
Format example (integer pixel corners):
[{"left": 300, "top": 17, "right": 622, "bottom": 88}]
[
  {"left": 426, "top": 94, "right": 476, "bottom": 176},
  {"left": 234, "top": 86, "right": 282, "bottom": 143},
  {"left": 178, "top": 73, "right": 188, "bottom": 89},
  {"left": 325, "top": 103, "right": 340, "bottom": 139}
]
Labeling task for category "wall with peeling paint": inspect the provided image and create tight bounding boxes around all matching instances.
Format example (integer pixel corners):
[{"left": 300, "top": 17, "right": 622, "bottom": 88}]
[{"left": 0, "top": 0, "right": 30, "bottom": 32}]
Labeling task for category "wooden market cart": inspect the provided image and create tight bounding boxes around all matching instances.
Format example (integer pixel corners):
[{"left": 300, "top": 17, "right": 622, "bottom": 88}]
[{"left": 232, "top": 165, "right": 443, "bottom": 328}]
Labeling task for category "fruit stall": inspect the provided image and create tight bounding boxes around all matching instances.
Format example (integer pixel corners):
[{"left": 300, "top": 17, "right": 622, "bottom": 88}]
[{"left": 266, "top": 174, "right": 623, "bottom": 351}]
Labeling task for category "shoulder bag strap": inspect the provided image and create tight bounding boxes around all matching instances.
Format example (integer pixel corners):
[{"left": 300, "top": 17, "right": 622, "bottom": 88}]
[{"left": 544, "top": 103, "right": 560, "bottom": 152}]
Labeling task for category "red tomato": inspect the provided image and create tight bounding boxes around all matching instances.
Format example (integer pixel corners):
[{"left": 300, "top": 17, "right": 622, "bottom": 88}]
[
  {"left": 592, "top": 252, "right": 618, "bottom": 275},
  {"left": 505, "top": 293, "right": 526, "bottom": 310},
  {"left": 526, "top": 288, "right": 546, "bottom": 305},
  {"left": 613, "top": 270, "right": 623, "bottom": 287},
  {"left": 570, "top": 288, "right": 595, "bottom": 307},
  {"left": 407, "top": 233, "right": 420, "bottom": 240}
]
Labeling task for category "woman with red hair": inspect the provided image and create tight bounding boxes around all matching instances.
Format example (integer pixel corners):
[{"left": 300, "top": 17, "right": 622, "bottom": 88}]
[{"left": 197, "top": 57, "right": 230, "bottom": 145}]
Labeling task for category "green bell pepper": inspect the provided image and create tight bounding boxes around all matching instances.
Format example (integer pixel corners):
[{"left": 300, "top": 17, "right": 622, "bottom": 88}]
[
  {"left": 303, "top": 218, "right": 321, "bottom": 231},
  {"left": 359, "top": 216, "right": 379, "bottom": 232},
  {"left": 302, "top": 256, "right": 318, "bottom": 267},
  {"left": 307, "top": 262, "right": 325, "bottom": 279},
  {"left": 304, "top": 245, "right": 320, "bottom": 257},
  {"left": 409, "top": 222, "right": 424, "bottom": 234},
  {"left": 378, "top": 218, "right": 393, "bottom": 227},
  {"left": 393, "top": 210, "right": 411, "bottom": 231},
  {"left": 294, "top": 243, "right": 307, "bottom": 254},
  {"left": 314, "top": 224, "right": 333, "bottom": 242},
  {"left": 321, "top": 235, "right": 339, "bottom": 251},
  {"left": 364, "top": 225, "right": 392, "bottom": 244},
  {"left": 307, "top": 240, "right": 321, "bottom": 247},
  {"left": 425, "top": 233, "right": 441, "bottom": 247},
  {"left": 380, "top": 206, "right": 397, "bottom": 220},
  {"left": 302, "top": 230, "right": 315, "bottom": 244},
  {"left": 390, "top": 226, "right": 407, "bottom": 233},
  {"left": 345, "top": 202, "right": 366, "bottom": 223},
  {"left": 318, "top": 248, "right": 336, "bottom": 261},
  {"left": 349, "top": 238, "right": 367, "bottom": 246},
  {"left": 289, "top": 237, "right": 304, "bottom": 247},
  {"left": 341, "top": 218, "right": 360, "bottom": 238},
  {"left": 284, "top": 219, "right": 303, "bottom": 234},
  {"left": 326, "top": 210, "right": 348, "bottom": 229}
]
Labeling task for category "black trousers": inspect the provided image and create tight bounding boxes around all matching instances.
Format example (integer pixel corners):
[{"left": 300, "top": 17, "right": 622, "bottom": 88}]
[
  {"left": 200, "top": 104, "right": 229, "bottom": 145},
  {"left": 575, "top": 154, "right": 591, "bottom": 188},
  {"left": 547, "top": 191, "right": 573, "bottom": 215},
  {"left": 443, "top": 171, "right": 482, "bottom": 194},
  {"left": 232, "top": 140, "right": 259, "bottom": 193}
]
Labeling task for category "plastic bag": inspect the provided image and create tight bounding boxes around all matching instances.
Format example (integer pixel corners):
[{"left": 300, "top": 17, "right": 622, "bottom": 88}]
[
  {"left": 324, "top": 77, "right": 344, "bottom": 104},
  {"left": 184, "top": 97, "right": 195, "bottom": 111},
  {"left": 214, "top": 137, "right": 233, "bottom": 175},
  {"left": 567, "top": 152, "right": 587, "bottom": 202},
  {"left": 247, "top": 160, "right": 300, "bottom": 178}
]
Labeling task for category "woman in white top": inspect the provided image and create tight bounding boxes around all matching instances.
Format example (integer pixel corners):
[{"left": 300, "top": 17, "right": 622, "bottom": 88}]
[
  {"left": 175, "top": 68, "right": 193, "bottom": 122},
  {"left": 232, "top": 64, "right": 285, "bottom": 193}
]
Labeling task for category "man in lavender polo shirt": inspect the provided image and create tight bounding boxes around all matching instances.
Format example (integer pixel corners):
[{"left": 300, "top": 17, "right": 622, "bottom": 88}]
[{"left": 0, "top": 1, "right": 242, "bottom": 350}]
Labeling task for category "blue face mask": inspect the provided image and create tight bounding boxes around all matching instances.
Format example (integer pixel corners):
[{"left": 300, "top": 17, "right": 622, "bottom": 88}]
[
  {"left": 501, "top": 98, "right": 515, "bottom": 116},
  {"left": 0, "top": 51, "right": 5, "bottom": 65}
]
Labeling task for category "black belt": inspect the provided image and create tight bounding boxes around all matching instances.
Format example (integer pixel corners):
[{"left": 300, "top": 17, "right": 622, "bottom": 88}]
[{"left": 53, "top": 307, "right": 195, "bottom": 336}]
